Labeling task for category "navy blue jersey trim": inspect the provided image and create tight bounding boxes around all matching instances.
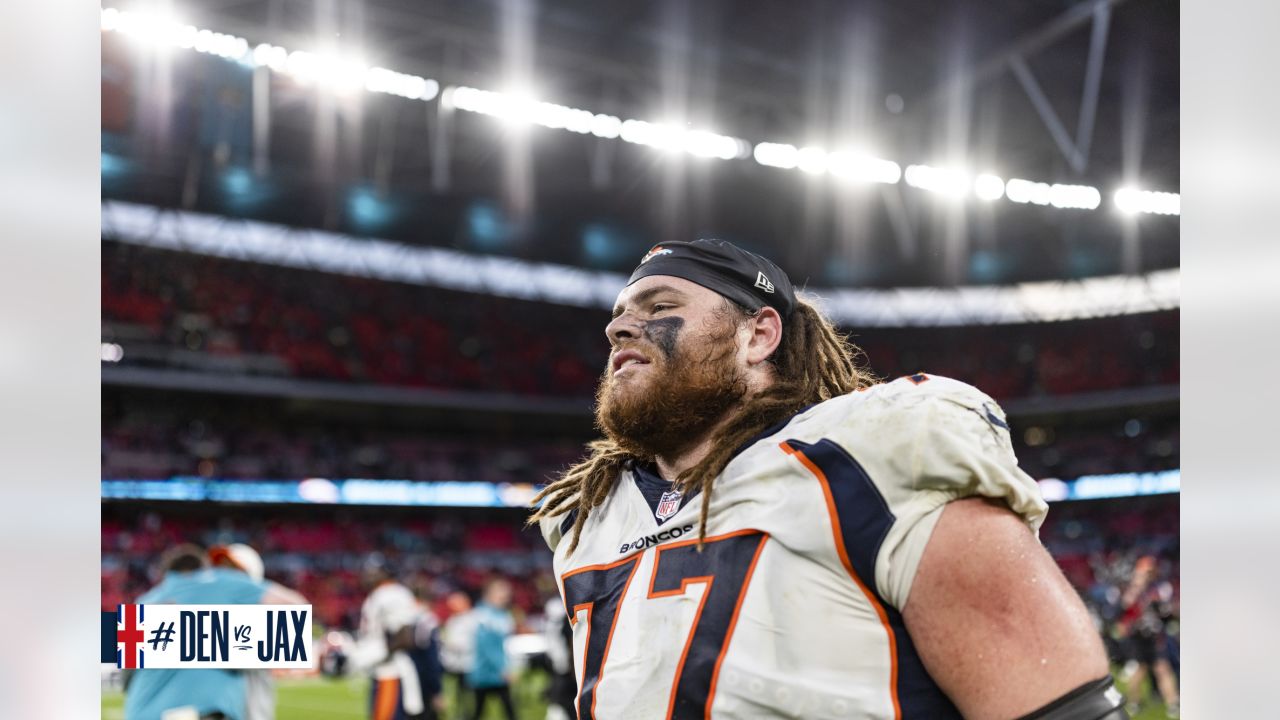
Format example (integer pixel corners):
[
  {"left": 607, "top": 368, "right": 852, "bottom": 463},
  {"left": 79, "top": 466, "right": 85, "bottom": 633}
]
[
  {"left": 559, "top": 509, "right": 579, "bottom": 538},
  {"left": 784, "top": 438, "right": 962, "bottom": 719},
  {"left": 629, "top": 461, "right": 698, "bottom": 525}
]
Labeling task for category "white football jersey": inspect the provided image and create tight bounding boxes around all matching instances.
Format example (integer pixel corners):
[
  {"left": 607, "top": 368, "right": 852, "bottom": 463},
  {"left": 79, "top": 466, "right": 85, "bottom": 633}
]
[
  {"left": 539, "top": 374, "right": 1048, "bottom": 720},
  {"left": 350, "top": 581, "right": 422, "bottom": 679}
]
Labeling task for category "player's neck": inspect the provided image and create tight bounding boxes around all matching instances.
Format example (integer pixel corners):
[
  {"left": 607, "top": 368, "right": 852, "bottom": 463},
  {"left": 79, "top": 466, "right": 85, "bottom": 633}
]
[
  {"left": 653, "top": 442, "right": 707, "bottom": 483},
  {"left": 651, "top": 408, "right": 739, "bottom": 483}
]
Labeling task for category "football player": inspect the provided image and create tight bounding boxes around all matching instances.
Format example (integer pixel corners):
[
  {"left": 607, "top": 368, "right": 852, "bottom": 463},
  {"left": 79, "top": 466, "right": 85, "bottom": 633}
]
[
  {"left": 209, "top": 543, "right": 277, "bottom": 720},
  {"left": 531, "top": 240, "right": 1125, "bottom": 719},
  {"left": 346, "top": 555, "right": 445, "bottom": 720},
  {"left": 124, "top": 543, "right": 306, "bottom": 720}
]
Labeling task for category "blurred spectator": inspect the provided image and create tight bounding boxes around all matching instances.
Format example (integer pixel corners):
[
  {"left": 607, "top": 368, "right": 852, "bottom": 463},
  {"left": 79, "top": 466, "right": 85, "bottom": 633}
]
[
  {"left": 101, "top": 397, "right": 1176, "bottom": 484},
  {"left": 467, "top": 579, "right": 517, "bottom": 720},
  {"left": 438, "top": 592, "right": 477, "bottom": 720},
  {"left": 541, "top": 597, "right": 576, "bottom": 720},
  {"left": 101, "top": 402, "right": 583, "bottom": 484},
  {"left": 1040, "top": 495, "right": 1179, "bottom": 717},
  {"left": 102, "top": 242, "right": 1178, "bottom": 402},
  {"left": 1115, "top": 556, "right": 1180, "bottom": 717}
]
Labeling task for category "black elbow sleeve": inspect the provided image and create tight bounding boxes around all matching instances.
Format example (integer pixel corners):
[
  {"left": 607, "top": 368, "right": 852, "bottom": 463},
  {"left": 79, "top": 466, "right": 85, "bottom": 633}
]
[{"left": 1016, "top": 676, "right": 1129, "bottom": 720}]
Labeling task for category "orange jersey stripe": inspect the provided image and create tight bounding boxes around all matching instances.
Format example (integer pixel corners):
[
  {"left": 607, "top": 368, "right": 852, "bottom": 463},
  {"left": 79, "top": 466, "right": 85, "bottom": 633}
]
[{"left": 781, "top": 441, "right": 902, "bottom": 720}]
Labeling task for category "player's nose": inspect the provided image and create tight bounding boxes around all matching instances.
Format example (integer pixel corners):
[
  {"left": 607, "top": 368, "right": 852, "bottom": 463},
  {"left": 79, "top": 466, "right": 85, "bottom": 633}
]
[{"left": 605, "top": 312, "right": 640, "bottom": 345}]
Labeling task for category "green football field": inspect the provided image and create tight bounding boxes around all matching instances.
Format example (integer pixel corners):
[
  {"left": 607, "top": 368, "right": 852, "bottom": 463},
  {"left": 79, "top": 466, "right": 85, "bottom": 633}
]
[
  {"left": 103, "top": 668, "right": 1171, "bottom": 719},
  {"left": 103, "top": 673, "right": 551, "bottom": 720}
]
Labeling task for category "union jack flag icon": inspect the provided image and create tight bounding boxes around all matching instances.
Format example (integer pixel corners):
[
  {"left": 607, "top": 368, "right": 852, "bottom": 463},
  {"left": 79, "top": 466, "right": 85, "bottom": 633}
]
[{"left": 117, "top": 604, "right": 146, "bottom": 669}]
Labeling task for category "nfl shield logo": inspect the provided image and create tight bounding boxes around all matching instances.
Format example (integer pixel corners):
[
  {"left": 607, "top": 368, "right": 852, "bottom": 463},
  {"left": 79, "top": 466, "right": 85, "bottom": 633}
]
[{"left": 655, "top": 490, "right": 682, "bottom": 522}]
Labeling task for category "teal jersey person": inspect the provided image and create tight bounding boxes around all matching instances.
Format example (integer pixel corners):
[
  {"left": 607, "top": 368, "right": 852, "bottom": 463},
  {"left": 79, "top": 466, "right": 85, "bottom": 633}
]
[
  {"left": 466, "top": 579, "right": 517, "bottom": 720},
  {"left": 124, "top": 544, "right": 305, "bottom": 720}
]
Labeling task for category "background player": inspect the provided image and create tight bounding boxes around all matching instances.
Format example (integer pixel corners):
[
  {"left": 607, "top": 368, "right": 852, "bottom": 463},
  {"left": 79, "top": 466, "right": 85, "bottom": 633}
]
[
  {"left": 1116, "top": 556, "right": 1180, "bottom": 717},
  {"left": 209, "top": 543, "right": 277, "bottom": 720},
  {"left": 467, "top": 579, "right": 518, "bottom": 720},
  {"left": 438, "top": 591, "right": 477, "bottom": 720},
  {"left": 124, "top": 543, "right": 306, "bottom": 720},
  {"left": 344, "top": 555, "right": 444, "bottom": 720}
]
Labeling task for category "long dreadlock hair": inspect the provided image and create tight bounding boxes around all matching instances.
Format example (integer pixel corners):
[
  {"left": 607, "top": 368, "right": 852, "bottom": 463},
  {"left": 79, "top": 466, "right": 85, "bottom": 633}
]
[{"left": 529, "top": 295, "right": 878, "bottom": 555}]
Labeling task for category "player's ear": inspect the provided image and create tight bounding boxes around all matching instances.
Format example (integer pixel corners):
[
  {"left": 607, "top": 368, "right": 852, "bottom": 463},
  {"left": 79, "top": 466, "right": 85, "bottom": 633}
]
[{"left": 745, "top": 306, "right": 783, "bottom": 366}]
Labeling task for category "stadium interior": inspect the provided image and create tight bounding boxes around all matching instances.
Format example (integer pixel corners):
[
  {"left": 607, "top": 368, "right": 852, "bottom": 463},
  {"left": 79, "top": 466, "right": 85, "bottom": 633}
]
[{"left": 100, "top": 0, "right": 1179, "bottom": 717}]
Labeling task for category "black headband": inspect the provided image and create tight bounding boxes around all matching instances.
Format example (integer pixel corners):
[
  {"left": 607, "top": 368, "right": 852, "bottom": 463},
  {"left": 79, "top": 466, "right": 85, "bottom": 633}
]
[{"left": 626, "top": 239, "right": 797, "bottom": 318}]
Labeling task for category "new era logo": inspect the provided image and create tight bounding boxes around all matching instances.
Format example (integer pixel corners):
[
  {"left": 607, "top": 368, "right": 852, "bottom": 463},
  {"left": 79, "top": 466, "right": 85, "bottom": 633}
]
[{"left": 754, "top": 271, "right": 775, "bottom": 293}]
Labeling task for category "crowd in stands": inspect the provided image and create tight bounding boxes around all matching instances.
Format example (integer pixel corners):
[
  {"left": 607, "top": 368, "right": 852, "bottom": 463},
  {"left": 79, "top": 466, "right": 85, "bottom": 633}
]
[
  {"left": 102, "top": 243, "right": 603, "bottom": 396},
  {"left": 102, "top": 394, "right": 1177, "bottom": 482},
  {"left": 1040, "top": 494, "right": 1180, "bottom": 710},
  {"left": 102, "top": 408, "right": 584, "bottom": 483},
  {"left": 1042, "top": 494, "right": 1179, "bottom": 596},
  {"left": 103, "top": 242, "right": 1179, "bottom": 401},
  {"left": 1012, "top": 416, "right": 1179, "bottom": 480}
]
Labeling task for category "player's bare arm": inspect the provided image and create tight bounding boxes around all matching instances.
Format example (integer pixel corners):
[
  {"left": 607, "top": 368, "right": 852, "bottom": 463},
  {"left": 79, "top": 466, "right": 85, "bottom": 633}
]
[{"left": 904, "top": 497, "right": 1117, "bottom": 719}]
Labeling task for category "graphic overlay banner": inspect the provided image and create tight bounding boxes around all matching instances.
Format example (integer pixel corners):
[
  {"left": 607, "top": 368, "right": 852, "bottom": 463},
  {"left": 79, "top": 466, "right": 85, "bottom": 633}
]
[{"left": 103, "top": 604, "right": 312, "bottom": 669}]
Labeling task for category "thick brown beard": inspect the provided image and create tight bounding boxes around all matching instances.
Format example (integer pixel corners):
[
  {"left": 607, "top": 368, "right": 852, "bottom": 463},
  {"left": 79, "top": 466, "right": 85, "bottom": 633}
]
[{"left": 595, "top": 319, "right": 748, "bottom": 461}]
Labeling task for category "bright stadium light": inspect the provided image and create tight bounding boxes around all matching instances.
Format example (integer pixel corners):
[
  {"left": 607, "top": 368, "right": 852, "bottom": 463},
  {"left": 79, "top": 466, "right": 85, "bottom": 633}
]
[
  {"left": 252, "top": 43, "right": 288, "bottom": 72},
  {"left": 326, "top": 56, "right": 372, "bottom": 95},
  {"left": 171, "top": 24, "right": 198, "bottom": 50},
  {"left": 1114, "top": 188, "right": 1180, "bottom": 216},
  {"left": 283, "top": 50, "right": 321, "bottom": 83},
  {"left": 365, "top": 67, "right": 438, "bottom": 101},
  {"left": 100, "top": 7, "right": 1164, "bottom": 218},
  {"left": 827, "top": 151, "right": 901, "bottom": 184},
  {"left": 904, "top": 165, "right": 970, "bottom": 197},
  {"left": 615, "top": 120, "right": 743, "bottom": 160},
  {"left": 620, "top": 119, "right": 682, "bottom": 151},
  {"left": 531, "top": 102, "right": 594, "bottom": 134},
  {"left": 1049, "top": 184, "right": 1101, "bottom": 210},
  {"left": 447, "top": 86, "right": 534, "bottom": 124},
  {"left": 447, "top": 86, "right": 483, "bottom": 112},
  {"left": 102, "top": 6, "right": 439, "bottom": 102},
  {"left": 106, "top": 8, "right": 223, "bottom": 57},
  {"left": 590, "top": 114, "right": 623, "bottom": 139},
  {"left": 101, "top": 342, "right": 124, "bottom": 363},
  {"left": 1115, "top": 188, "right": 1141, "bottom": 215},
  {"left": 753, "top": 142, "right": 799, "bottom": 169},
  {"left": 493, "top": 88, "right": 540, "bottom": 125},
  {"left": 1005, "top": 178, "right": 1052, "bottom": 206},
  {"left": 974, "top": 174, "right": 1005, "bottom": 201},
  {"left": 797, "top": 146, "right": 828, "bottom": 175},
  {"left": 683, "top": 130, "right": 742, "bottom": 160}
]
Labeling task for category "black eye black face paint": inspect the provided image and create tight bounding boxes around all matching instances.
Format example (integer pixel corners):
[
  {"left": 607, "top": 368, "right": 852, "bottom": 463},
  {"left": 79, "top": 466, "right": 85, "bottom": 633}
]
[{"left": 641, "top": 316, "right": 684, "bottom": 360}]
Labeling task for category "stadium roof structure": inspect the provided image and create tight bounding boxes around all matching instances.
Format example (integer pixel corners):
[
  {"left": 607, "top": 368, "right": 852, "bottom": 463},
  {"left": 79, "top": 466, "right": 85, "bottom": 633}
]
[{"left": 101, "top": 0, "right": 1178, "bottom": 288}]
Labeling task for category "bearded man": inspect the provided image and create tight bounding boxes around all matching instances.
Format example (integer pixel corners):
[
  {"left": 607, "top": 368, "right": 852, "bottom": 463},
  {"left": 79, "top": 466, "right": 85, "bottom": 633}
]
[{"left": 531, "top": 239, "right": 1125, "bottom": 720}]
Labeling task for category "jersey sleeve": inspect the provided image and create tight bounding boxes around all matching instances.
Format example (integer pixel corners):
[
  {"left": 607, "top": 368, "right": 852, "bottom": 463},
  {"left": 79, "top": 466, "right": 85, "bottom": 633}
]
[
  {"left": 803, "top": 377, "right": 1047, "bottom": 610},
  {"left": 874, "top": 379, "right": 1047, "bottom": 610},
  {"left": 537, "top": 504, "right": 577, "bottom": 553}
]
